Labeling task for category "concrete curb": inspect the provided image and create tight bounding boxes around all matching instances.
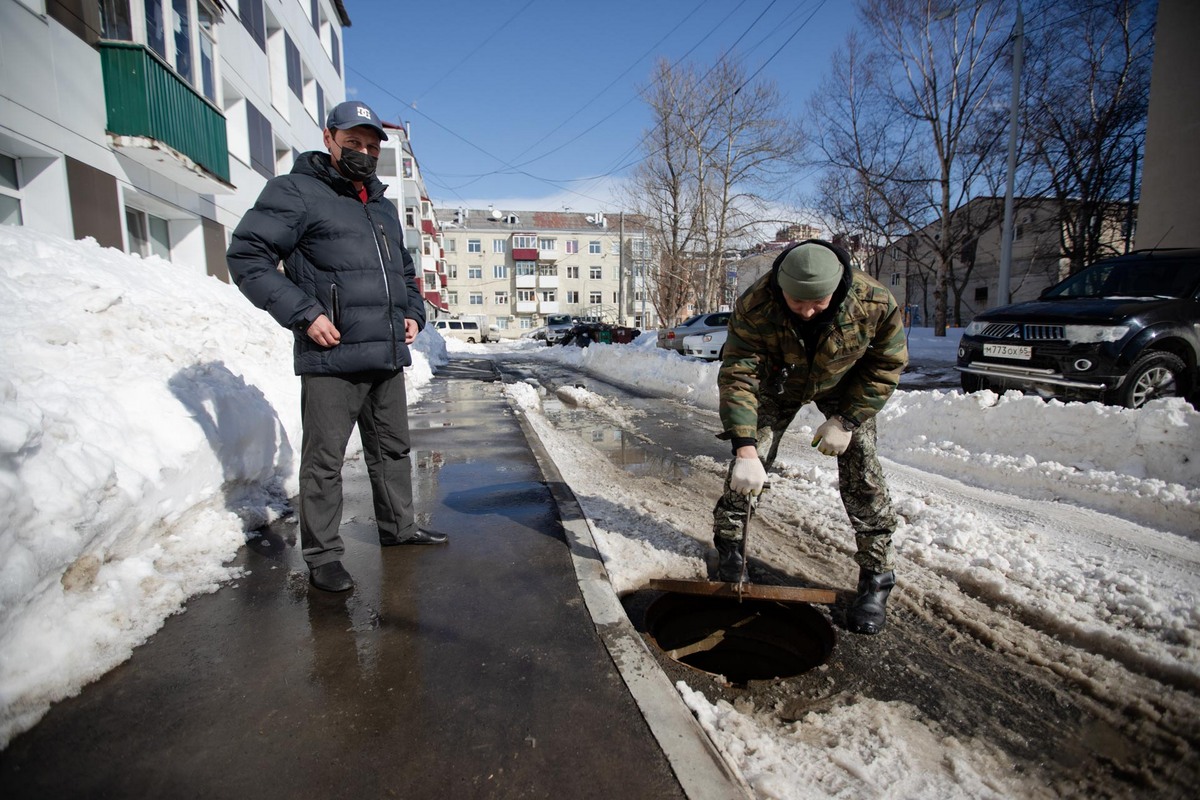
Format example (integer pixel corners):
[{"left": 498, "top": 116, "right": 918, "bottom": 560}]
[{"left": 509, "top": 398, "right": 752, "bottom": 800}]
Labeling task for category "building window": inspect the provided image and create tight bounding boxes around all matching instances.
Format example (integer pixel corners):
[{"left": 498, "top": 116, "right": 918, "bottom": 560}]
[
  {"left": 589, "top": 266, "right": 602, "bottom": 280},
  {"left": 513, "top": 234, "right": 536, "bottom": 248},
  {"left": 0, "top": 154, "right": 23, "bottom": 226},
  {"left": 515, "top": 262, "right": 535, "bottom": 276},
  {"left": 974, "top": 286, "right": 988, "bottom": 303},
  {"left": 589, "top": 291, "right": 602, "bottom": 305},
  {"left": 518, "top": 289, "right": 535, "bottom": 302},
  {"left": 285, "top": 33, "right": 302, "bottom": 98},
  {"left": 468, "top": 239, "right": 481, "bottom": 253},
  {"left": 495, "top": 317, "right": 510, "bottom": 330},
  {"left": 890, "top": 273, "right": 901, "bottom": 287},
  {"left": 538, "top": 237, "right": 555, "bottom": 251},
  {"left": 565, "top": 240, "right": 578, "bottom": 254},
  {"left": 145, "top": 0, "right": 167, "bottom": 59},
  {"left": 172, "top": 0, "right": 193, "bottom": 84},
  {"left": 445, "top": 238, "right": 456, "bottom": 253},
  {"left": 519, "top": 317, "right": 533, "bottom": 330},
  {"left": 610, "top": 241, "right": 620, "bottom": 255},
  {"left": 240, "top": 0, "right": 266, "bottom": 50},
  {"left": 540, "top": 290, "right": 556, "bottom": 302},
  {"left": 197, "top": 1, "right": 218, "bottom": 102},
  {"left": 330, "top": 28, "right": 341, "bottom": 75},
  {"left": 494, "top": 291, "right": 509, "bottom": 305},
  {"left": 470, "top": 293, "right": 484, "bottom": 305},
  {"left": 125, "top": 207, "right": 171, "bottom": 260},
  {"left": 493, "top": 238, "right": 506, "bottom": 253},
  {"left": 246, "top": 100, "right": 274, "bottom": 179},
  {"left": 468, "top": 266, "right": 482, "bottom": 279},
  {"left": 404, "top": 207, "right": 417, "bottom": 228},
  {"left": 566, "top": 290, "right": 579, "bottom": 304},
  {"left": 589, "top": 241, "right": 601, "bottom": 254},
  {"left": 630, "top": 238, "right": 650, "bottom": 258},
  {"left": 446, "top": 264, "right": 457, "bottom": 279},
  {"left": 402, "top": 157, "right": 413, "bottom": 178},
  {"left": 537, "top": 263, "right": 557, "bottom": 277},
  {"left": 493, "top": 265, "right": 508, "bottom": 279},
  {"left": 99, "top": 0, "right": 133, "bottom": 39},
  {"left": 566, "top": 265, "right": 579, "bottom": 279}
]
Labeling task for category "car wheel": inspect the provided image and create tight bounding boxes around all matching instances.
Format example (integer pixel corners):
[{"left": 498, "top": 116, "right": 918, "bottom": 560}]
[
  {"left": 961, "top": 373, "right": 986, "bottom": 393},
  {"left": 1113, "top": 352, "right": 1187, "bottom": 408}
]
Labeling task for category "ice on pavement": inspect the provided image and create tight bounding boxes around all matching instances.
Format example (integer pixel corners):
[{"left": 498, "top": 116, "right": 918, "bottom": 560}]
[{"left": 2, "top": 225, "right": 1197, "bottom": 798}]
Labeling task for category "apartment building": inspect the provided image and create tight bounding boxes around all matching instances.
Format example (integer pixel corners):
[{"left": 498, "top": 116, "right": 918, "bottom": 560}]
[
  {"left": 1, "top": 0, "right": 348, "bottom": 279},
  {"left": 378, "top": 122, "right": 448, "bottom": 314},
  {"left": 877, "top": 197, "right": 1130, "bottom": 326},
  {"left": 433, "top": 208, "right": 658, "bottom": 339}
]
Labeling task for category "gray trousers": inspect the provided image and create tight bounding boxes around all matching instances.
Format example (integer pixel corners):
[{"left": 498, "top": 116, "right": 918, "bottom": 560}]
[
  {"left": 713, "top": 402, "right": 897, "bottom": 572},
  {"left": 299, "top": 370, "right": 415, "bottom": 568}
]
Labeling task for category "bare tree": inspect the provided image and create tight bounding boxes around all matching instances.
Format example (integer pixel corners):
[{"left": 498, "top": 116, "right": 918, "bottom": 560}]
[
  {"left": 1023, "top": 0, "right": 1156, "bottom": 272},
  {"left": 629, "top": 55, "right": 804, "bottom": 324},
  {"left": 627, "top": 58, "right": 703, "bottom": 327}
]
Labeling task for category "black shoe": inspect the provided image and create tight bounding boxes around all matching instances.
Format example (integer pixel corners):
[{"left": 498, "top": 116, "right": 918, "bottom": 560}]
[
  {"left": 714, "top": 537, "right": 745, "bottom": 583},
  {"left": 309, "top": 561, "right": 354, "bottom": 592},
  {"left": 380, "top": 528, "right": 448, "bottom": 546},
  {"left": 847, "top": 567, "right": 895, "bottom": 635}
]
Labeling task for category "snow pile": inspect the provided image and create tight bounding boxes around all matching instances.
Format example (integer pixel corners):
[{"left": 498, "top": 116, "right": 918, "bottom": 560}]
[{"left": 0, "top": 225, "right": 445, "bottom": 746}]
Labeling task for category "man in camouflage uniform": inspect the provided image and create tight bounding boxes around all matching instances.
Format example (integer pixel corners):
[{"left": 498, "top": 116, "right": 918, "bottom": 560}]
[{"left": 713, "top": 239, "right": 908, "bottom": 634}]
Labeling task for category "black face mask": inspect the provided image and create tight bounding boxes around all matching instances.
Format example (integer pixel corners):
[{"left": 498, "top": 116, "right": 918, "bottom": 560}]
[{"left": 334, "top": 145, "right": 378, "bottom": 182}]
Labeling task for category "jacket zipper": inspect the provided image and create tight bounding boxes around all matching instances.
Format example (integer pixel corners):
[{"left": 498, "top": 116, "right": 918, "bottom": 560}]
[{"left": 364, "top": 203, "right": 398, "bottom": 368}]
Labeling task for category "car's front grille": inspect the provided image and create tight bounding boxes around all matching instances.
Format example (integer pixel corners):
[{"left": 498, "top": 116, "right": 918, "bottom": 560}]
[
  {"left": 1023, "top": 324, "right": 1065, "bottom": 340},
  {"left": 977, "top": 323, "right": 1065, "bottom": 340}
]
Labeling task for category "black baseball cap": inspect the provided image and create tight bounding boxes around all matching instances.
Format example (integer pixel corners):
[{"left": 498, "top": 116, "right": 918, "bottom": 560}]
[{"left": 325, "top": 101, "right": 388, "bottom": 141}]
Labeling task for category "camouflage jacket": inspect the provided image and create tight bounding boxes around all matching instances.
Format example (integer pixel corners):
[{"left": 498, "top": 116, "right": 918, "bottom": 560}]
[{"left": 718, "top": 257, "right": 908, "bottom": 442}]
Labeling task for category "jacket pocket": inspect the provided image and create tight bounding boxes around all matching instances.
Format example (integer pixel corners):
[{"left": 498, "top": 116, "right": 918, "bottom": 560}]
[{"left": 329, "top": 283, "right": 341, "bottom": 328}]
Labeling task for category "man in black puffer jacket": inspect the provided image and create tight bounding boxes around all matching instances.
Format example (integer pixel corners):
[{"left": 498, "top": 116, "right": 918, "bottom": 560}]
[{"left": 227, "top": 101, "right": 446, "bottom": 594}]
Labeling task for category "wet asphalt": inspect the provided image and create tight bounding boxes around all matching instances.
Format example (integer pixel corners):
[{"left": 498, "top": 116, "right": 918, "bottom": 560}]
[{"left": 0, "top": 359, "right": 697, "bottom": 800}]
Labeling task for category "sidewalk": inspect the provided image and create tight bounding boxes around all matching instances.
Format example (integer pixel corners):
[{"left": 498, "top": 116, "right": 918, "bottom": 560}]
[{"left": 0, "top": 358, "right": 742, "bottom": 799}]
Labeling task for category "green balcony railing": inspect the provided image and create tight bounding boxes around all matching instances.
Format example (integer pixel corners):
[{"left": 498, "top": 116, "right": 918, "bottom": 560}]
[{"left": 99, "top": 41, "right": 230, "bottom": 183}]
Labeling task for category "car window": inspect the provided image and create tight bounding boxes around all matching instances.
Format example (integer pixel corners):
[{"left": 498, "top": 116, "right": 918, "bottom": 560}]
[
  {"left": 676, "top": 314, "right": 703, "bottom": 328},
  {"left": 450, "top": 322, "right": 463, "bottom": 329},
  {"left": 704, "top": 313, "right": 731, "bottom": 326},
  {"left": 1047, "top": 257, "right": 1200, "bottom": 299},
  {"left": 463, "top": 323, "right": 479, "bottom": 330}
]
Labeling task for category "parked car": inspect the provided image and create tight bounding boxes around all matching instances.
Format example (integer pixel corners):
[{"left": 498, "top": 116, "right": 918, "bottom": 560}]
[
  {"left": 683, "top": 328, "right": 727, "bottom": 361},
  {"left": 432, "top": 319, "right": 491, "bottom": 343},
  {"left": 656, "top": 312, "right": 731, "bottom": 353},
  {"left": 543, "top": 314, "right": 576, "bottom": 345},
  {"left": 956, "top": 248, "right": 1200, "bottom": 408}
]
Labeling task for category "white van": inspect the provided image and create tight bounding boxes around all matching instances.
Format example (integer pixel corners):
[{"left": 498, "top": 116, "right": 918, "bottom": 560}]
[{"left": 432, "top": 319, "right": 490, "bottom": 343}]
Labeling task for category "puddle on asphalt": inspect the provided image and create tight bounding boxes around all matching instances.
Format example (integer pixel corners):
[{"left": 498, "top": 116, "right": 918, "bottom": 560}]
[{"left": 541, "top": 394, "right": 692, "bottom": 481}]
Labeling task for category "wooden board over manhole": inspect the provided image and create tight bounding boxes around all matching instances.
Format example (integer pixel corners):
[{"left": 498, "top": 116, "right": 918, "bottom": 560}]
[{"left": 647, "top": 579, "right": 840, "bottom": 605}]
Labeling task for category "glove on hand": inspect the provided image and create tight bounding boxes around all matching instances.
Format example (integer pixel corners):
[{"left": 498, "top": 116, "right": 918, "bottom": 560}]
[
  {"left": 812, "top": 416, "right": 853, "bottom": 456},
  {"left": 730, "top": 457, "right": 767, "bottom": 496}
]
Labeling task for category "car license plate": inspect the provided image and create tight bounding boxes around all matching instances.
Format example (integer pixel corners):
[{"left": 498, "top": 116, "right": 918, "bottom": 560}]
[{"left": 983, "top": 343, "right": 1032, "bottom": 360}]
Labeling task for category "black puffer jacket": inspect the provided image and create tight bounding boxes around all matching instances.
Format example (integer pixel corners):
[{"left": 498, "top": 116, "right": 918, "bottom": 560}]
[{"left": 226, "top": 151, "right": 425, "bottom": 375}]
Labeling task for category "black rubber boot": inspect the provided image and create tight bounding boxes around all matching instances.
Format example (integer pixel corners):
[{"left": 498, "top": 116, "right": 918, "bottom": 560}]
[
  {"left": 714, "top": 537, "right": 745, "bottom": 583},
  {"left": 847, "top": 567, "right": 895, "bottom": 634},
  {"left": 309, "top": 560, "right": 354, "bottom": 592}
]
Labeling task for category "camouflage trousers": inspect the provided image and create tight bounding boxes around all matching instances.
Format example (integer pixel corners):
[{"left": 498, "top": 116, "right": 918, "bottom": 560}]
[{"left": 713, "top": 403, "right": 897, "bottom": 572}]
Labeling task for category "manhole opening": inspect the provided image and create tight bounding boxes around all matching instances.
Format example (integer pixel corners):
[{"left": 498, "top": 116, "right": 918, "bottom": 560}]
[{"left": 644, "top": 592, "right": 835, "bottom": 686}]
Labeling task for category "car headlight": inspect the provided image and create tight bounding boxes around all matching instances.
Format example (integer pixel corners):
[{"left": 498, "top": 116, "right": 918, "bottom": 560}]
[
  {"left": 1063, "top": 324, "right": 1131, "bottom": 343},
  {"left": 965, "top": 321, "right": 988, "bottom": 336}
]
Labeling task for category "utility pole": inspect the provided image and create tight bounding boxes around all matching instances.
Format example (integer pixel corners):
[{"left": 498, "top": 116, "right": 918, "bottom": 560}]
[
  {"left": 996, "top": 2, "right": 1023, "bottom": 307},
  {"left": 618, "top": 212, "right": 626, "bottom": 325}
]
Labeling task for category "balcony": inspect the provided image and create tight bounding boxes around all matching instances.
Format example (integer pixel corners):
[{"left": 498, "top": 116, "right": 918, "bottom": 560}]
[
  {"left": 515, "top": 274, "right": 536, "bottom": 289},
  {"left": 539, "top": 301, "right": 561, "bottom": 315},
  {"left": 515, "top": 300, "right": 537, "bottom": 314},
  {"left": 99, "top": 42, "right": 231, "bottom": 189},
  {"left": 512, "top": 247, "right": 538, "bottom": 261},
  {"left": 421, "top": 218, "right": 437, "bottom": 236},
  {"left": 538, "top": 275, "right": 560, "bottom": 289}
]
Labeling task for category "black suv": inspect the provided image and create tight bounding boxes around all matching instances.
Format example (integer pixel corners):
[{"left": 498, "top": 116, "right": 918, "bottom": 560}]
[{"left": 956, "top": 249, "right": 1200, "bottom": 408}]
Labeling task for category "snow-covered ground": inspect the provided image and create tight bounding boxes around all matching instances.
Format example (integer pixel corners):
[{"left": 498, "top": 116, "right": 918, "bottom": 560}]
[{"left": 2, "top": 225, "right": 1198, "bottom": 797}]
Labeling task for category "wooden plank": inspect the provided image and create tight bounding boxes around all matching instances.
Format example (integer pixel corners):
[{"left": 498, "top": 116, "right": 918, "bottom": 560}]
[{"left": 647, "top": 579, "right": 840, "bottom": 605}]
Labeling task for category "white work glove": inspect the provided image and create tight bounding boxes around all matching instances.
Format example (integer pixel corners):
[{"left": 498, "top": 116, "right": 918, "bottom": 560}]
[
  {"left": 730, "top": 457, "right": 767, "bottom": 496},
  {"left": 811, "top": 416, "right": 854, "bottom": 457}
]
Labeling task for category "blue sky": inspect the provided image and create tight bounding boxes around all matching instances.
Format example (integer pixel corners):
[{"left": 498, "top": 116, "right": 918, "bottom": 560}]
[{"left": 343, "top": 0, "right": 858, "bottom": 212}]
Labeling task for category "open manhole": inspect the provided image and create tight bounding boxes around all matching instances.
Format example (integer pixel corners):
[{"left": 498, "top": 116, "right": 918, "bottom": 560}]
[{"left": 645, "top": 592, "right": 835, "bottom": 685}]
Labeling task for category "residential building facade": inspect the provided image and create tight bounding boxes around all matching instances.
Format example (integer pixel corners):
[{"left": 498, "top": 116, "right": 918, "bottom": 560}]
[
  {"left": 433, "top": 208, "right": 658, "bottom": 339},
  {"left": 1, "top": 0, "right": 349, "bottom": 281}
]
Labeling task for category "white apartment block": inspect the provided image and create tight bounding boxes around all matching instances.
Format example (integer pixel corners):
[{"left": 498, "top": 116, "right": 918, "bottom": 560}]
[
  {"left": 433, "top": 208, "right": 659, "bottom": 339},
  {"left": 1, "top": 0, "right": 349, "bottom": 279},
  {"left": 378, "top": 122, "right": 449, "bottom": 314}
]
